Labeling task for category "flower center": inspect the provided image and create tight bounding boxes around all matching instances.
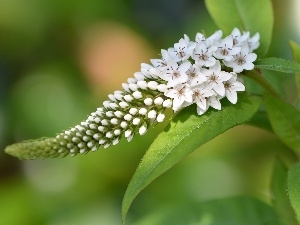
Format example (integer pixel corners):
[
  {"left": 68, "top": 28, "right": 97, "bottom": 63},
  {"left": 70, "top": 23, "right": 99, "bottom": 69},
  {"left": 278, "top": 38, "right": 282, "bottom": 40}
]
[
  {"left": 237, "top": 56, "right": 246, "bottom": 65},
  {"left": 176, "top": 47, "right": 186, "bottom": 58},
  {"left": 190, "top": 72, "right": 196, "bottom": 78},
  {"left": 172, "top": 71, "right": 180, "bottom": 79},
  {"left": 210, "top": 74, "right": 217, "bottom": 82},
  {"left": 224, "top": 82, "right": 231, "bottom": 89}
]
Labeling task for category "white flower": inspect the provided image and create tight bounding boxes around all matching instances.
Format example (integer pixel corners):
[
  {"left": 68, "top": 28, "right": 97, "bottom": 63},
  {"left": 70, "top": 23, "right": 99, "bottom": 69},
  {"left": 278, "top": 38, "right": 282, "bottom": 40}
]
[
  {"left": 213, "top": 35, "right": 241, "bottom": 61},
  {"left": 168, "top": 35, "right": 195, "bottom": 62},
  {"left": 195, "top": 30, "right": 223, "bottom": 47},
  {"left": 205, "top": 30, "right": 223, "bottom": 47},
  {"left": 223, "top": 45, "right": 257, "bottom": 73},
  {"left": 150, "top": 49, "right": 171, "bottom": 69},
  {"left": 202, "top": 61, "right": 232, "bottom": 96},
  {"left": 195, "top": 32, "right": 206, "bottom": 43},
  {"left": 231, "top": 28, "right": 250, "bottom": 46},
  {"left": 192, "top": 42, "right": 217, "bottom": 67},
  {"left": 160, "top": 61, "right": 191, "bottom": 87},
  {"left": 196, "top": 94, "right": 223, "bottom": 115},
  {"left": 208, "top": 95, "right": 222, "bottom": 110},
  {"left": 12, "top": 28, "right": 258, "bottom": 159},
  {"left": 164, "top": 83, "right": 193, "bottom": 111},
  {"left": 223, "top": 73, "right": 245, "bottom": 104},
  {"left": 248, "top": 32, "right": 260, "bottom": 52},
  {"left": 186, "top": 64, "right": 207, "bottom": 86},
  {"left": 190, "top": 84, "right": 215, "bottom": 111}
]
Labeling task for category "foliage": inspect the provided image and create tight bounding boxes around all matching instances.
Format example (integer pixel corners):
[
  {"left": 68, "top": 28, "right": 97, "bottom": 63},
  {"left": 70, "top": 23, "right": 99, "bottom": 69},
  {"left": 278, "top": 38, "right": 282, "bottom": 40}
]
[{"left": 2, "top": 0, "right": 300, "bottom": 224}]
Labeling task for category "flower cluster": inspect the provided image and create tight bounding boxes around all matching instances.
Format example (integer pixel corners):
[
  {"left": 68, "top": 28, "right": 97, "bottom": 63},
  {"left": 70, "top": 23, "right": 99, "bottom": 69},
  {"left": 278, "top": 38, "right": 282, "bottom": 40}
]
[
  {"left": 5, "top": 28, "right": 260, "bottom": 159},
  {"left": 150, "top": 27, "right": 259, "bottom": 114}
]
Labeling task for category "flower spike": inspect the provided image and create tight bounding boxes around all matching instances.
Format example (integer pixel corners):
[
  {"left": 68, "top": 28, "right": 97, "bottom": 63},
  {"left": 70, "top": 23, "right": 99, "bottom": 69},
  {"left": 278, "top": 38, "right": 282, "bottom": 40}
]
[{"left": 5, "top": 28, "right": 260, "bottom": 159}]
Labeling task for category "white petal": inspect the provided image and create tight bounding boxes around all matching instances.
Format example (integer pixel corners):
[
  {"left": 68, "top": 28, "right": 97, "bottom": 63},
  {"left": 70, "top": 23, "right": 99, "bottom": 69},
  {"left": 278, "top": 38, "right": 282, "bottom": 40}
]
[
  {"left": 222, "top": 36, "right": 234, "bottom": 48},
  {"left": 229, "top": 46, "right": 241, "bottom": 55},
  {"left": 196, "top": 98, "right": 207, "bottom": 110},
  {"left": 173, "top": 97, "right": 185, "bottom": 109},
  {"left": 164, "top": 89, "right": 178, "bottom": 98},
  {"left": 233, "top": 82, "right": 245, "bottom": 91},
  {"left": 179, "top": 61, "right": 191, "bottom": 73},
  {"left": 243, "top": 62, "right": 255, "bottom": 71},
  {"left": 213, "top": 83, "right": 225, "bottom": 96},
  {"left": 195, "top": 32, "right": 205, "bottom": 43},
  {"left": 218, "top": 71, "right": 232, "bottom": 82},
  {"left": 210, "top": 60, "right": 221, "bottom": 72},
  {"left": 245, "top": 53, "right": 257, "bottom": 62},
  {"left": 197, "top": 106, "right": 208, "bottom": 115},
  {"left": 226, "top": 90, "right": 238, "bottom": 104},
  {"left": 209, "top": 97, "right": 222, "bottom": 110}
]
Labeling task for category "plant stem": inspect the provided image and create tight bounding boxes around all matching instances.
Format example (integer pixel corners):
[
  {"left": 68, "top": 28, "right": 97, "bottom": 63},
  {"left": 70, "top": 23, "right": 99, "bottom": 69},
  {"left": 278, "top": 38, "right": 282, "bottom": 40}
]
[{"left": 246, "top": 70, "right": 281, "bottom": 98}]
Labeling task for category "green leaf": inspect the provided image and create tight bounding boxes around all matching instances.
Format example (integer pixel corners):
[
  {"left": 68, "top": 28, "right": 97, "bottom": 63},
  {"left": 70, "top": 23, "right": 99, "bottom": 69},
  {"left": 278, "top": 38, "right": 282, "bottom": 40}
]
[
  {"left": 264, "top": 94, "right": 300, "bottom": 152},
  {"left": 289, "top": 41, "right": 300, "bottom": 101},
  {"left": 255, "top": 57, "right": 300, "bottom": 73},
  {"left": 204, "top": 0, "right": 273, "bottom": 57},
  {"left": 132, "top": 196, "right": 280, "bottom": 225},
  {"left": 246, "top": 110, "right": 273, "bottom": 132},
  {"left": 271, "top": 159, "right": 298, "bottom": 225},
  {"left": 122, "top": 94, "right": 262, "bottom": 221},
  {"left": 288, "top": 162, "right": 300, "bottom": 223}
]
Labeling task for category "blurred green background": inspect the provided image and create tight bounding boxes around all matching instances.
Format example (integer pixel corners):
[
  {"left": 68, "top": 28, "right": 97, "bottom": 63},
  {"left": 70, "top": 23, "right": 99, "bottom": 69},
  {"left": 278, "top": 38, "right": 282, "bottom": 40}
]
[{"left": 1, "top": 0, "right": 300, "bottom": 224}]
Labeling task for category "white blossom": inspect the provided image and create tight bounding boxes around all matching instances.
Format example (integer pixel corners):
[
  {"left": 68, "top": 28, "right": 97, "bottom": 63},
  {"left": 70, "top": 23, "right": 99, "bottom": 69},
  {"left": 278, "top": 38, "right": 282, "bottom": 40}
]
[
  {"left": 223, "top": 73, "right": 245, "bottom": 104},
  {"left": 186, "top": 64, "right": 207, "bottom": 86},
  {"left": 190, "top": 84, "right": 215, "bottom": 111},
  {"left": 248, "top": 32, "right": 260, "bottom": 51},
  {"left": 168, "top": 35, "right": 195, "bottom": 62},
  {"left": 231, "top": 28, "right": 250, "bottom": 46},
  {"left": 223, "top": 45, "right": 257, "bottom": 73},
  {"left": 202, "top": 61, "right": 232, "bottom": 96},
  {"left": 164, "top": 83, "right": 193, "bottom": 111},
  {"left": 160, "top": 61, "right": 191, "bottom": 87},
  {"left": 192, "top": 42, "right": 217, "bottom": 67},
  {"left": 150, "top": 49, "right": 171, "bottom": 69},
  {"left": 13, "top": 28, "right": 260, "bottom": 158},
  {"left": 213, "top": 35, "right": 241, "bottom": 61},
  {"left": 205, "top": 30, "right": 223, "bottom": 47}
]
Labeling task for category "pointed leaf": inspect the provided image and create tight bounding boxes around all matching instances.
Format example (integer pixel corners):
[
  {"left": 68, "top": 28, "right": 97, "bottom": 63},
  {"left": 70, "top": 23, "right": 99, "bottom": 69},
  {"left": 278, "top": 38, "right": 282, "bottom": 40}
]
[
  {"left": 265, "top": 94, "right": 300, "bottom": 152},
  {"left": 255, "top": 57, "right": 300, "bottom": 73},
  {"left": 122, "top": 94, "right": 262, "bottom": 221},
  {"left": 289, "top": 41, "right": 300, "bottom": 100},
  {"left": 271, "top": 159, "right": 298, "bottom": 225},
  {"left": 246, "top": 110, "right": 273, "bottom": 132},
  {"left": 205, "top": 0, "right": 273, "bottom": 57},
  {"left": 288, "top": 162, "right": 300, "bottom": 223}
]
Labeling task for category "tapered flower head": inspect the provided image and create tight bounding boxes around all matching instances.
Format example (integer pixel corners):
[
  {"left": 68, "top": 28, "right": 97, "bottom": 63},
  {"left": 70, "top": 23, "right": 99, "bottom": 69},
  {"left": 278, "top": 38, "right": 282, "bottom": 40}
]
[{"left": 5, "top": 28, "right": 260, "bottom": 159}]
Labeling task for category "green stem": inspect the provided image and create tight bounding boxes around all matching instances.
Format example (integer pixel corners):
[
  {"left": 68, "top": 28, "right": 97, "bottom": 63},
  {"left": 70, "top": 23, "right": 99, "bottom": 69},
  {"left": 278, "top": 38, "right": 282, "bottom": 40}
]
[{"left": 245, "top": 70, "right": 281, "bottom": 98}]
